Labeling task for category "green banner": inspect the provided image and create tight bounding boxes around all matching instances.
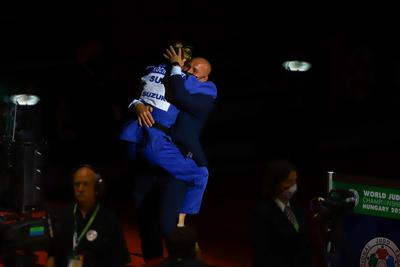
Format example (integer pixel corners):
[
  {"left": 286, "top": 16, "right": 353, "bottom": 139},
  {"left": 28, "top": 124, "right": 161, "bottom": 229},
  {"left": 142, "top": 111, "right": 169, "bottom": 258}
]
[{"left": 333, "top": 181, "right": 400, "bottom": 220}]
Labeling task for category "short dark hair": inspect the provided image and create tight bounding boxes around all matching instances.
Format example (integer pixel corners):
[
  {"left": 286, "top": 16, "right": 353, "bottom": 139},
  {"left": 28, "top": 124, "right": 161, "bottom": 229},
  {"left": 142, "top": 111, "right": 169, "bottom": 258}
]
[
  {"left": 165, "top": 227, "right": 198, "bottom": 259},
  {"left": 262, "top": 160, "right": 297, "bottom": 198}
]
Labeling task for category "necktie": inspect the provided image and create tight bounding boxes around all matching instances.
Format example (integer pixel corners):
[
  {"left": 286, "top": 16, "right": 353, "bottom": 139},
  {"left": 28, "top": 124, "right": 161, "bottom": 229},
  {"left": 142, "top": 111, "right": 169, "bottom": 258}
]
[{"left": 284, "top": 205, "right": 299, "bottom": 232}]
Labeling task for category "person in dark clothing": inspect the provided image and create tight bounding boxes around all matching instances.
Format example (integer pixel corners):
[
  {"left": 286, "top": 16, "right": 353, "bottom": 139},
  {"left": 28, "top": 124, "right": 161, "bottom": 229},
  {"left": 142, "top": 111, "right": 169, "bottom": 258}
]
[
  {"left": 249, "top": 160, "right": 312, "bottom": 267},
  {"left": 121, "top": 45, "right": 216, "bottom": 262},
  {"left": 154, "top": 226, "right": 207, "bottom": 267},
  {"left": 45, "top": 165, "right": 131, "bottom": 267}
]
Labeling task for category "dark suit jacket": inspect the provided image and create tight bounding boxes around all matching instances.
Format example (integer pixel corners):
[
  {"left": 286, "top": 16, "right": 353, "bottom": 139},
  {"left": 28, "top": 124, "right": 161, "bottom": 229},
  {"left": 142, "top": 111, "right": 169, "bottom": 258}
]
[
  {"left": 169, "top": 74, "right": 216, "bottom": 167},
  {"left": 250, "top": 198, "right": 312, "bottom": 267}
]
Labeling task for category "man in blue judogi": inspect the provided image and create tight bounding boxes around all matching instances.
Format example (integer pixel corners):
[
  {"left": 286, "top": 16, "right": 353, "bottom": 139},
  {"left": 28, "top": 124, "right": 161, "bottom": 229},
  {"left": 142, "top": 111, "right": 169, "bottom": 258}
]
[
  {"left": 120, "top": 61, "right": 216, "bottom": 215},
  {"left": 120, "top": 45, "right": 217, "bottom": 261}
]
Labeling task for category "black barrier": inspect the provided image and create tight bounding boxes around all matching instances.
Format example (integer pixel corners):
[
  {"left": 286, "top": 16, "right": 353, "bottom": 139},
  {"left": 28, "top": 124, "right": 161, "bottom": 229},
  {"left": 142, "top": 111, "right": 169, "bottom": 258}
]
[
  {"left": 0, "top": 94, "right": 49, "bottom": 266},
  {"left": 0, "top": 141, "right": 46, "bottom": 212},
  {"left": 0, "top": 210, "right": 50, "bottom": 267}
]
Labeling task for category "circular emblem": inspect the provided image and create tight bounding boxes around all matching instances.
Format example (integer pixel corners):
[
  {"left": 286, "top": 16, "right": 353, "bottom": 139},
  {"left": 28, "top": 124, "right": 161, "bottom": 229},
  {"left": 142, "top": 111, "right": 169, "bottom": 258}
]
[
  {"left": 349, "top": 189, "right": 360, "bottom": 206},
  {"left": 86, "top": 230, "right": 98, "bottom": 242},
  {"left": 360, "top": 237, "right": 400, "bottom": 267}
]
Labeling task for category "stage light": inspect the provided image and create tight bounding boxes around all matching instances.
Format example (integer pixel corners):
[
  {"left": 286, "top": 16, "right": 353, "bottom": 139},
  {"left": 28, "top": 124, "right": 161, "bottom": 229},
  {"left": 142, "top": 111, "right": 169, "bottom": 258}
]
[
  {"left": 10, "top": 94, "right": 40, "bottom": 106},
  {"left": 282, "top": 60, "right": 312, "bottom": 72},
  {"left": 8, "top": 94, "right": 41, "bottom": 142},
  {"left": 1, "top": 93, "right": 44, "bottom": 212}
]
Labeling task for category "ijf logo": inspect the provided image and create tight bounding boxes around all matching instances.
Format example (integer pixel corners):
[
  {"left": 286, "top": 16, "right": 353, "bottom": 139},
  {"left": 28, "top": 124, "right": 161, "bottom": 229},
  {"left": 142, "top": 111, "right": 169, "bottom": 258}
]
[
  {"left": 360, "top": 237, "right": 400, "bottom": 267},
  {"left": 349, "top": 189, "right": 359, "bottom": 206}
]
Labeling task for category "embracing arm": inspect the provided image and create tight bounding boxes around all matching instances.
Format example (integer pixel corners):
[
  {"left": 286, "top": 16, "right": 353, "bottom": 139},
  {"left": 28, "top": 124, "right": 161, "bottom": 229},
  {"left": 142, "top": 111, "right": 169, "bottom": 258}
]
[
  {"left": 127, "top": 91, "right": 154, "bottom": 127},
  {"left": 132, "top": 102, "right": 154, "bottom": 127},
  {"left": 169, "top": 70, "right": 214, "bottom": 115},
  {"left": 163, "top": 46, "right": 215, "bottom": 115}
]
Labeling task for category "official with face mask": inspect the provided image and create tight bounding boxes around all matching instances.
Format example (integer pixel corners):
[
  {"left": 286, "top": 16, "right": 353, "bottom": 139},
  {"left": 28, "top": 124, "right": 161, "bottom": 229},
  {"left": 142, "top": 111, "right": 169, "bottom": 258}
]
[{"left": 249, "top": 160, "right": 312, "bottom": 267}]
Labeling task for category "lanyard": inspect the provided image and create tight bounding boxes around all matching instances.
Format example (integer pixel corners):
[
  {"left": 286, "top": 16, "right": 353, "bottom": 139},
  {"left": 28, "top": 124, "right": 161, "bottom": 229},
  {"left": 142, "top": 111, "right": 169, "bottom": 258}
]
[{"left": 72, "top": 203, "right": 100, "bottom": 252}]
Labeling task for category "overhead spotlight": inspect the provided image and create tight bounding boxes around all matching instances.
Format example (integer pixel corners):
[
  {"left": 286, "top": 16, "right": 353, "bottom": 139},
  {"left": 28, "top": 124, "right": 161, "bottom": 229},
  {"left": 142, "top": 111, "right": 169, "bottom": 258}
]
[
  {"left": 282, "top": 60, "right": 312, "bottom": 72},
  {"left": 10, "top": 94, "right": 40, "bottom": 106},
  {"left": 6, "top": 94, "right": 41, "bottom": 142}
]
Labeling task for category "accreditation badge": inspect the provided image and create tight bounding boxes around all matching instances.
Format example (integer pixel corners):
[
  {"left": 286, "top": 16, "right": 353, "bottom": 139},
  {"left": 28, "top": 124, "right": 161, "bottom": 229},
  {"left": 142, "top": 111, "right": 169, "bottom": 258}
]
[
  {"left": 68, "top": 254, "right": 84, "bottom": 267},
  {"left": 86, "top": 229, "right": 98, "bottom": 242}
]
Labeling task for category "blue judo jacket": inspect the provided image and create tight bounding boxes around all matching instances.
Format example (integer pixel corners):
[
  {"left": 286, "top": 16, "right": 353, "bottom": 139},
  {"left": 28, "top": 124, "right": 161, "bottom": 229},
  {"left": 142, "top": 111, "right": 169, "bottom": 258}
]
[
  {"left": 121, "top": 64, "right": 217, "bottom": 166},
  {"left": 119, "top": 64, "right": 217, "bottom": 214}
]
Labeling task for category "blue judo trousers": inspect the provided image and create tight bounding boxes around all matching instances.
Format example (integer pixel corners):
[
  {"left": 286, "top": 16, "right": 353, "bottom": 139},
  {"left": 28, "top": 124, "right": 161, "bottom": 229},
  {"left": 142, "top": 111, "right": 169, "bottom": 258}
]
[{"left": 120, "top": 64, "right": 216, "bottom": 214}]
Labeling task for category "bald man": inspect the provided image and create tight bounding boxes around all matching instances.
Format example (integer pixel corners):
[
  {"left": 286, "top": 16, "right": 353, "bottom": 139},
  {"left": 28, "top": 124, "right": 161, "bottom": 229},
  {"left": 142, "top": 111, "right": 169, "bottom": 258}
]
[
  {"left": 120, "top": 50, "right": 217, "bottom": 213},
  {"left": 120, "top": 47, "right": 217, "bottom": 261},
  {"left": 73, "top": 167, "right": 100, "bottom": 217},
  {"left": 46, "top": 165, "right": 130, "bottom": 267}
]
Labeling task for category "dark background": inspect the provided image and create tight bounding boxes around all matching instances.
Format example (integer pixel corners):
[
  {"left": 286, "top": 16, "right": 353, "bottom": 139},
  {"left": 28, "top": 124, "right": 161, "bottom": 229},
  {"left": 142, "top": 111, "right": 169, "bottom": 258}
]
[
  {"left": 0, "top": 2, "right": 399, "bottom": 260},
  {"left": 1, "top": 4, "right": 399, "bottom": 192}
]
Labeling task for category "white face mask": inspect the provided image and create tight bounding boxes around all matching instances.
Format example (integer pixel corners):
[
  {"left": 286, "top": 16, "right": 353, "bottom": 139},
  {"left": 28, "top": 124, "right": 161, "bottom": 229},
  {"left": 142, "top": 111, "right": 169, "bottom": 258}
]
[{"left": 280, "top": 184, "right": 297, "bottom": 201}]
